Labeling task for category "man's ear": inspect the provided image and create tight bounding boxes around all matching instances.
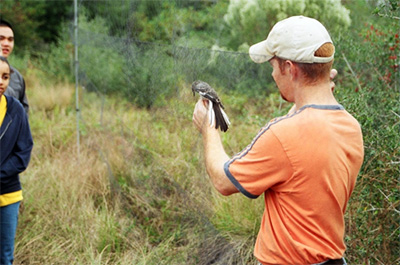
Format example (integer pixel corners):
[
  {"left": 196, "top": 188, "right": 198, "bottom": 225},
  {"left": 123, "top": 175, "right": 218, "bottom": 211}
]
[{"left": 286, "top": 60, "right": 298, "bottom": 80}]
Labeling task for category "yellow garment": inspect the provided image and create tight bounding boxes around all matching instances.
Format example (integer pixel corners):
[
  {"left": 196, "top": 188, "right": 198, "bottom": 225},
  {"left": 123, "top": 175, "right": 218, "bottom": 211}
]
[
  {"left": 0, "top": 191, "right": 23, "bottom": 207},
  {"left": 0, "top": 95, "right": 23, "bottom": 207},
  {"left": 0, "top": 95, "right": 6, "bottom": 126}
]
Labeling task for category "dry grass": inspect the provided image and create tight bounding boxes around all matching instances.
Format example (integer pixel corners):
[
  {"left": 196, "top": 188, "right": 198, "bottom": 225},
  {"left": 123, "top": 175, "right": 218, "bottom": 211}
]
[
  {"left": 15, "top": 70, "right": 271, "bottom": 264},
  {"left": 25, "top": 68, "right": 73, "bottom": 113},
  {"left": 16, "top": 66, "right": 398, "bottom": 264}
]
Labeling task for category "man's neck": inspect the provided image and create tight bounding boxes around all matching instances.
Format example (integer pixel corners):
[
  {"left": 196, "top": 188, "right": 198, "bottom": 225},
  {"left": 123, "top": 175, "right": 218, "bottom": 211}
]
[{"left": 293, "top": 81, "right": 338, "bottom": 111}]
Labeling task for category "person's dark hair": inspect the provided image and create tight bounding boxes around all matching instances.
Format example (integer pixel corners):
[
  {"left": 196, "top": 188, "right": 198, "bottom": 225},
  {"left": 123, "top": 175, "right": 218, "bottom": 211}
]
[
  {"left": 0, "top": 19, "right": 14, "bottom": 33},
  {"left": 0, "top": 56, "right": 14, "bottom": 74}
]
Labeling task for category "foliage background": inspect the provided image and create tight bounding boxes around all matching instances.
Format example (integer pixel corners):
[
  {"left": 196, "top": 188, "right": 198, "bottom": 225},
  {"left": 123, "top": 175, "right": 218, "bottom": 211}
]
[{"left": 1, "top": 0, "right": 399, "bottom": 264}]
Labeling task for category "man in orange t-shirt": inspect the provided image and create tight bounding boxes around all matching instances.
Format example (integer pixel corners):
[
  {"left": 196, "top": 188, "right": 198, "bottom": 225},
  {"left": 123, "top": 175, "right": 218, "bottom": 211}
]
[{"left": 192, "top": 16, "right": 364, "bottom": 265}]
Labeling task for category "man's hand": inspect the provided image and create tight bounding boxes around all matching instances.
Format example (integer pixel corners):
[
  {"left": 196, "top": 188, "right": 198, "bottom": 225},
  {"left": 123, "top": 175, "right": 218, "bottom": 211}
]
[{"left": 193, "top": 99, "right": 212, "bottom": 134}]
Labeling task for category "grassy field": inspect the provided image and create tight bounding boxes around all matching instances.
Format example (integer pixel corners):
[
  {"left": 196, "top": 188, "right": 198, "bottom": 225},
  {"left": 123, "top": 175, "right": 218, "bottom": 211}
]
[
  {"left": 13, "top": 32, "right": 400, "bottom": 264},
  {"left": 15, "top": 68, "right": 290, "bottom": 264}
]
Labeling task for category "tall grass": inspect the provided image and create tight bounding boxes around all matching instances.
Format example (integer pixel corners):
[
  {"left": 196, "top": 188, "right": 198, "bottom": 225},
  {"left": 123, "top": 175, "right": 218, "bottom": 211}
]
[
  {"left": 15, "top": 52, "right": 399, "bottom": 263},
  {"left": 17, "top": 69, "right": 285, "bottom": 264}
]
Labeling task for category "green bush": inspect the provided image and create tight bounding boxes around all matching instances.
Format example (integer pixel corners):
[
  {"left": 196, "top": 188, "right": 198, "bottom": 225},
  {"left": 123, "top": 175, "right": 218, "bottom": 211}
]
[
  {"left": 36, "top": 23, "right": 75, "bottom": 82},
  {"left": 121, "top": 44, "right": 176, "bottom": 108},
  {"left": 332, "top": 2, "right": 399, "bottom": 263},
  {"left": 77, "top": 11, "right": 170, "bottom": 108}
]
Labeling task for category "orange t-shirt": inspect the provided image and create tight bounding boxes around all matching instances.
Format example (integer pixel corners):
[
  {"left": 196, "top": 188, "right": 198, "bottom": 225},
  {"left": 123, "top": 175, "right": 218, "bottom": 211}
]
[{"left": 224, "top": 105, "right": 364, "bottom": 265}]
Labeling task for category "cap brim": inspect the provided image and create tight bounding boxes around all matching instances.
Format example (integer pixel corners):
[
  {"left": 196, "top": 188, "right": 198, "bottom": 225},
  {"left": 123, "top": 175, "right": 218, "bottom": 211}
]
[{"left": 249, "top": 40, "right": 273, "bottom": 64}]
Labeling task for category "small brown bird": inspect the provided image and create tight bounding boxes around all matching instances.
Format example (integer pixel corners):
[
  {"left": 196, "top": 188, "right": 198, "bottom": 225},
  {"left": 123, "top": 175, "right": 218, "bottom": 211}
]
[{"left": 192, "top": 80, "right": 230, "bottom": 132}]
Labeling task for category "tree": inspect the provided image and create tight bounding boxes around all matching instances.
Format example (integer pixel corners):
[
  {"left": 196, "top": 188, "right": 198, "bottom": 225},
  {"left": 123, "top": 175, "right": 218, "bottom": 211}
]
[{"left": 0, "top": 0, "right": 72, "bottom": 54}]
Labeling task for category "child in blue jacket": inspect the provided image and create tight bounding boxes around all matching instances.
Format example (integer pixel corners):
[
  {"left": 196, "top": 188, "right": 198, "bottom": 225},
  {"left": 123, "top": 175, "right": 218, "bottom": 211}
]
[{"left": 0, "top": 56, "right": 33, "bottom": 265}]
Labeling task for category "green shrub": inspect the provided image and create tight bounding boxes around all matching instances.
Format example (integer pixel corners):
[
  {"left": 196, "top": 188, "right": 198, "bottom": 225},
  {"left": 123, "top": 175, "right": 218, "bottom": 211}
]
[
  {"left": 332, "top": 3, "right": 399, "bottom": 262},
  {"left": 121, "top": 44, "right": 176, "bottom": 108},
  {"left": 36, "top": 23, "right": 75, "bottom": 82}
]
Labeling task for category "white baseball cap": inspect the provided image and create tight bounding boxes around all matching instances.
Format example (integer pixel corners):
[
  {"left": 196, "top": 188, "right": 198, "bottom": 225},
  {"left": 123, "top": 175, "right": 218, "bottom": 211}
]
[{"left": 249, "top": 16, "right": 334, "bottom": 64}]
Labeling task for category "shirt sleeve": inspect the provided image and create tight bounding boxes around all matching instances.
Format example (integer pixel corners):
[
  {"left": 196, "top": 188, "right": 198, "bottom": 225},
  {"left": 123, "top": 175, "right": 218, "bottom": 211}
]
[{"left": 224, "top": 127, "right": 293, "bottom": 198}]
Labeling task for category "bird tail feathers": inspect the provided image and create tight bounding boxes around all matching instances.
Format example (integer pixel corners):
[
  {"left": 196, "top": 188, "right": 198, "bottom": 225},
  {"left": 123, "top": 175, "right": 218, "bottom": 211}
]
[{"left": 212, "top": 102, "right": 230, "bottom": 132}]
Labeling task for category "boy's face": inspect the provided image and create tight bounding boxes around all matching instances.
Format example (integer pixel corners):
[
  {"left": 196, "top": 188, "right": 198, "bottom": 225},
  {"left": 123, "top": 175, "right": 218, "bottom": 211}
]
[
  {"left": 0, "top": 26, "right": 14, "bottom": 58},
  {"left": 0, "top": 60, "right": 11, "bottom": 98}
]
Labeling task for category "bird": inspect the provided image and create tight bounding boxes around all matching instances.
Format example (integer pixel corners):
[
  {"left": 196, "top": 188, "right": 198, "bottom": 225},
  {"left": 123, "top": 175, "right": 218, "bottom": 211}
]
[{"left": 191, "top": 80, "right": 230, "bottom": 132}]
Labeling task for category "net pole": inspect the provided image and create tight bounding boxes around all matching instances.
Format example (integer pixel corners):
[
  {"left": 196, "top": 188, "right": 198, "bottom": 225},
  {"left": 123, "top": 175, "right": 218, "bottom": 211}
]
[{"left": 74, "top": 0, "right": 80, "bottom": 157}]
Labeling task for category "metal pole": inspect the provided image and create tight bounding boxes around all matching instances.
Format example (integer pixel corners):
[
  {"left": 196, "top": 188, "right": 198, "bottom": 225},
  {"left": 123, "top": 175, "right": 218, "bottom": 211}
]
[{"left": 74, "top": 0, "right": 80, "bottom": 156}]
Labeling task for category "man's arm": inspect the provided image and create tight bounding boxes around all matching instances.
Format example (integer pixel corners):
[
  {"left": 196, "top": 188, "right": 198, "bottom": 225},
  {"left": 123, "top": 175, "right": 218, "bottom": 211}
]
[
  {"left": 9, "top": 67, "right": 29, "bottom": 114},
  {"left": 193, "top": 99, "right": 238, "bottom": 196},
  {"left": 20, "top": 77, "right": 29, "bottom": 114}
]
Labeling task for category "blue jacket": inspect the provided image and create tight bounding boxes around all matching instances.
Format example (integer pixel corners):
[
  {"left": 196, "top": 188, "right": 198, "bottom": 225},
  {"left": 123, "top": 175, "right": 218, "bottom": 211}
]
[{"left": 0, "top": 96, "right": 33, "bottom": 195}]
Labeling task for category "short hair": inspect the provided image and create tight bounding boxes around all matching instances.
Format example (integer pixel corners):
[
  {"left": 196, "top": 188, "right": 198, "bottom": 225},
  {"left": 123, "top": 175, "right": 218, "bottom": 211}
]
[
  {"left": 276, "top": 43, "right": 334, "bottom": 84},
  {"left": 0, "top": 56, "right": 14, "bottom": 74},
  {"left": 0, "top": 19, "right": 14, "bottom": 33}
]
